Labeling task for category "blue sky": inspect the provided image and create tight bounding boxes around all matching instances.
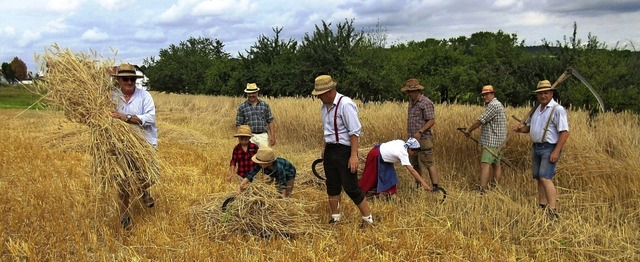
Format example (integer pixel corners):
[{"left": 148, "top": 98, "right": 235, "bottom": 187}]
[{"left": 2, "top": 0, "right": 639, "bottom": 74}]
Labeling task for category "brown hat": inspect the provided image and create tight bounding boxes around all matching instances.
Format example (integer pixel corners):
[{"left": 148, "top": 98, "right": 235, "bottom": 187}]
[
  {"left": 244, "top": 83, "right": 260, "bottom": 93},
  {"left": 311, "top": 75, "right": 336, "bottom": 96},
  {"left": 535, "top": 80, "right": 554, "bottom": 93},
  {"left": 251, "top": 147, "right": 276, "bottom": 164},
  {"left": 481, "top": 85, "right": 495, "bottom": 95},
  {"left": 234, "top": 125, "right": 253, "bottom": 137},
  {"left": 113, "top": 63, "right": 142, "bottom": 78},
  {"left": 401, "top": 78, "right": 425, "bottom": 92}
]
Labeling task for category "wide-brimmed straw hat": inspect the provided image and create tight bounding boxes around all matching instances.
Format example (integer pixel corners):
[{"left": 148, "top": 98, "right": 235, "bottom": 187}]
[
  {"left": 234, "top": 125, "right": 253, "bottom": 137},
  {"left": 404, "top": 137, "right": 421, "bottom": 149},
  {"left": 252, "top": 147, "right": 276, "bottom": 164},
  {"left": 113, "top": 63, "right": 142, "bottom": 78},
  {"left": 244, "top": 83, "right": 260, "bottom": 93},
  {"left": 401, "top": 78, "right": 425, "bottom": 92},
  {"left": 534, "top": 80, "right": 555, "bottom": 93},
  {"left": 481, "top": 85, "right": 495, "bottom": 95},
  {"left": 311, "top": 75, "right": 337, "bottom": 96}
]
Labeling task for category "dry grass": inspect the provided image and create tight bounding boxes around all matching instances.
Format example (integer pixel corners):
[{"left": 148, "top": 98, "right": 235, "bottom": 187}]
[{"left": 1, "top": 91, "right": 639, "bottom": 261}]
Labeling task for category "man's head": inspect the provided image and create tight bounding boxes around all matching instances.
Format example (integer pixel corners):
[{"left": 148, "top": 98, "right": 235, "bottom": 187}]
[
  {"left": 480, "top": 85, "right": 495, "bottom": 103},
  {"left": 535, "top": 80, "right": 555, "bottom": 106},
  {"left": 401, "top": 78, "right": 424, "bottom": 101},
  {"left": 312, "top": 75, "right": 337, "bottom": 104},
  {"left": 244, "top": 83, "right": 260, "bottom": 103},
  {"left": 113, "top": 63, "right": 142, "bottom": 93}
]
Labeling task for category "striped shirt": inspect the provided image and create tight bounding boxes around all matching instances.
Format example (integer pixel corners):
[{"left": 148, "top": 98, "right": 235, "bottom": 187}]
[
  {"left": 235, "top": 99, "right": 274, "bottom": 134},
  {"left": 407, "top": 95, "right": 435, "bottom": 139},
  {"left": 245, "top": 158, "right": 296, "bottom": 189},
  {"left": 527, "top": 99, "right": 569, "bottom": 143},
  {"left": 478, "top": 97, "right": 507, "bottom": 148},
  {"left": 321, "top": 93, "right": 362, "bottom": 145},
  {"left": 229, "top": 142, "right": 259, "bottom": 178},
  {"left": 112, "top": 88, "right": 158, "bottom": 146}
]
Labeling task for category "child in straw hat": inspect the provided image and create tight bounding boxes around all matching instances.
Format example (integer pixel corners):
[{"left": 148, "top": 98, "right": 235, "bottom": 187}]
[
  {"left": 228, "top": 125, "right": 259, "bottom": 182},
  {"left": 238, "top": 147, "right": 296, "bottom": 198}
]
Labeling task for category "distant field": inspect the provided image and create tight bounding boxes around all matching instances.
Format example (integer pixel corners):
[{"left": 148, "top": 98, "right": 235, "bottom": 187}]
[{"left": 0, "top": 84, "right": 45, "bottom": 109}]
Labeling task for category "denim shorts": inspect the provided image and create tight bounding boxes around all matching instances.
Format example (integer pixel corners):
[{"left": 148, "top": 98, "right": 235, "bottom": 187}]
[{"left": 531, "top": 143, "right": 558, "bottom": 179}]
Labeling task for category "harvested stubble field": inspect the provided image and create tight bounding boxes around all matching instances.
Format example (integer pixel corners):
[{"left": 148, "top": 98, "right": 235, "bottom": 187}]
[{"left": 1, "top": 93, "right": 639, "bottom": 261}]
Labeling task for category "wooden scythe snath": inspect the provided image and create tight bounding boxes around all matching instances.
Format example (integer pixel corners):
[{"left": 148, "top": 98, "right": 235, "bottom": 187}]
[{"left": 513, "top": 67, "right": 606, "bottom": 124}]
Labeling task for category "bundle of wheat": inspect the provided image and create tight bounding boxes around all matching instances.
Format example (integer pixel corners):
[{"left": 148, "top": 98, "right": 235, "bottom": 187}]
[
  {"left": 193, "top": 183, "right": 327, "bottom": 239},
  {"left": 35, "top": 45, "right": 159, "bottom": 195}
]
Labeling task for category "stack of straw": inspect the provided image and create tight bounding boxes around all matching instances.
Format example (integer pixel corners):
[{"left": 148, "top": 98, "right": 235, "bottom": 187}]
[
  {"left": 36, "top": 45, "right": 159, "bottom": 194},
  {"left": 193, "top": 183, "right": 327, "bottom": 239}
]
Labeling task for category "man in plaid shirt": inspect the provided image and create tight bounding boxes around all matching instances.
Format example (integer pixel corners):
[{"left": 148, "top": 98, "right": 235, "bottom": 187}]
[
  {"left": 464, "top": 85, "right": 507, "bottom": 193},
  {"left": 236, "top": 83, "right": 276, "bottom": 148},
  {"left": 401, "top": 78, "right": 442, "bottom": 191}
]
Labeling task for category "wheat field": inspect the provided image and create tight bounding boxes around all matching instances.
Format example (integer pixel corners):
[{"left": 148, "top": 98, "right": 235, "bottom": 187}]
[{"left": 1, "top": 93, "right": 638, "bottom": 261}]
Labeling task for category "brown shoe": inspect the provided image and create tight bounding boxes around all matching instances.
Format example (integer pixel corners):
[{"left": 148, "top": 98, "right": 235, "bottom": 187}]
[{"left": 142, "top": 191, "right": 155, "bottom": 208}]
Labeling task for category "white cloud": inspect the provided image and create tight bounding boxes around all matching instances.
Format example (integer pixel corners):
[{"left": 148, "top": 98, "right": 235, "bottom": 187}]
[
  {"left": 134, "top": 30, "right": 167, "bottom": 42},
  {"left": 18, "top": 30, "right": 42, "bottom": 47},
  {"left": 1, "top": 26, "right": 16, "bottom": 36},
  {"left": 81, "top": 27, "right": 109, "bottom": 42},
  {"left": 157, "top": 3, "right": 186, "bottom": 24},
  {"left": 47, "top": 0, "right": 83, "bottom": 13},
  {"left": 98, "top": 0, "right": 135, "bottom": 11},
  {"left": 44, "top": 18, "right": 68, "bottom": 33}
]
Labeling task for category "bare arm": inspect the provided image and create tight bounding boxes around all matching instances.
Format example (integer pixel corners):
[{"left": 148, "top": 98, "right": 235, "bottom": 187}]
[
  {"left": 550, "top": 131, "right": 569, "bottom": 163},
  {"left": 349, "top": 135, "right": 359, "bottom": 173},
  {"left": 405, "top": 165, "right": 431, "bottom": 191},
  {"left": 268, "top": 122, "right": 276, "bottom": 146}
]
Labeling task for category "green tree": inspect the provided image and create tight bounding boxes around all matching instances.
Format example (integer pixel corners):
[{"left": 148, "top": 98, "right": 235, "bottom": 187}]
[
  {"left": 143, "top": 37, "right": 229, "bottom": 93},
  {"left": 2, "top": 62, "right": 16, "bottom": 82},
  {"left": 238, "top": 27, "right": 302, "bottom": 96},
  {"left": 10, "top": 57, "right": 27, "bottom": 81}
]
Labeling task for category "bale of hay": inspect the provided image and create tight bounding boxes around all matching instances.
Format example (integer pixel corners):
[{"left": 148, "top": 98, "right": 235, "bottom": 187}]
[
  {"left": 35, "top": 45, "right": 159, "bottom": 195},
  {"left": 193, "top": 183, "right": 327, "bottom": 239}
]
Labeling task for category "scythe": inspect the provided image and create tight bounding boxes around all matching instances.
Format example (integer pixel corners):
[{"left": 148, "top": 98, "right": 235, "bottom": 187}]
[{"left": 513, "top": 67, "right": 606, "bottom": 124}]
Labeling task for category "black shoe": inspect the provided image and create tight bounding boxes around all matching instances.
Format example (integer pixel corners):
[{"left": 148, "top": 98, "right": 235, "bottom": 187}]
[
  {"left": 475, "top": 185, "right": 487, "bottom": 195},
  {"left": 328, "top": 218, "right": 340, "bottom": 224},
  {"left": 547, "top": 209, "right": 560, "bottom": 221}
]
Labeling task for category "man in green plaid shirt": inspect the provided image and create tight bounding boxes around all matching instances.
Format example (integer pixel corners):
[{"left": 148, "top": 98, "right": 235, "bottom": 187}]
[{"left": 464, "top": 85, "right": 507, "bottom": 193}]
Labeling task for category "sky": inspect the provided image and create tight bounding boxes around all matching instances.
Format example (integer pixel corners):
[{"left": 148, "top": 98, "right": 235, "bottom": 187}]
[{"left": 1, "top": 0, "right": 639, "bottom": 74}]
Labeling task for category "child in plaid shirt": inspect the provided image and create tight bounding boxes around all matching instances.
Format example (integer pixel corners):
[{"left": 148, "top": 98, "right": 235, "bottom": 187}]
[{"left": 228, "top": 125, "right": 259, "bottom": 182}]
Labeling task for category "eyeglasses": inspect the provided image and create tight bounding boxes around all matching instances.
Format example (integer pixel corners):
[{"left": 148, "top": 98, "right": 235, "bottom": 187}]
[{"left": 121, "top": 77, "right": 137, "bottom": 83}]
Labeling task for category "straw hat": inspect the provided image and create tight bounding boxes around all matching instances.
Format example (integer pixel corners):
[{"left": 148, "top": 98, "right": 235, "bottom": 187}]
[
  {"left": 252, "top": 147, "right": 277, "bottom": 164},
  {"left": 234, "top": 125, "right": 253, "bottom": 137},
  {"left": 481, "top": 85, "right": 495, "bottom": 95},
  {"left": 535, "top": 80, "right": 554, "bottom": 93},
  {"left": 311, "top": 75, "right": 336, "bottom": 96},
  {"left": 113, "top": 63, "right": 142, "bottom": 78},
  {"left": 401, "top": 78, "right": 425, "bottom": 92},
  {"left": 244, "top": 83, "right": 260, "bottom": 93}
]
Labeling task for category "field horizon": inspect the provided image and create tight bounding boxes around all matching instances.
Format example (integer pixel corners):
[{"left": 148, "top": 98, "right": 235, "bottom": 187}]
[{"left": 1, "top": 93, "right": 638, "bottom": 261}]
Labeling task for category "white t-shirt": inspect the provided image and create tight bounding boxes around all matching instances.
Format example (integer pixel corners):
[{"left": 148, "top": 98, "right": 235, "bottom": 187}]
[{"left": 379, "top": 140, "right": 411, "bottom": 166}]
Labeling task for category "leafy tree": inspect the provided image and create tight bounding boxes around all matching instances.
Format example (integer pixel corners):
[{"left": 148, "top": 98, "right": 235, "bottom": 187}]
[
  {"left": 2, "top": 62, "right": 16, "bottom": 82},
  {"left": 238, "top": 27, "right": 302, "bottom": 96},
  {"left": 143, "top": 37, "right": 229, "bottom": 93},
  {"left": 298, "top": 19, "right": 367, "bottom": 96},
  {"left": 10, "top": 57, "right": 27, "bottom": 81}
]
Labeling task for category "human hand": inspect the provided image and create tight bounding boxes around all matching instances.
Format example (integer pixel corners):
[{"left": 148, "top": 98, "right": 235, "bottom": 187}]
[
  {"left": 550, "top": 150, "right": 561, "bottom": 163},
  {"left": 269, "top": 137, "right": 276, "bottom": 147},
  {"left": 348, "top": 155, "right": 358, "bottom": 173},
  {"left": 512, "top": 123, "right": 524, "bottom": 132},
  {"left": 422, "top": 183, "right": 432, "bottom": 192},
  {"left": 413, "top": 131, "right": 421, "bottom": 139}
]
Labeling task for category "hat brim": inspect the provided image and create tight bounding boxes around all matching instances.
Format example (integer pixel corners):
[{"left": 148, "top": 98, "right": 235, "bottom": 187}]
[
  {"left": 244, "top": 88, "right": 260, "bottom": 93},
  {"left": 401, "top": 85, "right": 425, "bottom": 92},
  {"left": 251, "top": 155, "right": 275, "bottom": 164},
  {"left": 234, "top": 133, "right": 253, "bottom": 137},
  {"left": 311, "top": 83, "right": 335, "bottom": 96},
  {"left": 481, "top": 91, "right": 494, "bottom": 95},
  {"left": 534, "top": 87, "right": 555, "bottom": 93},
  {"left": 113, "top": 73, "right": 143, "bottom": 78}
]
